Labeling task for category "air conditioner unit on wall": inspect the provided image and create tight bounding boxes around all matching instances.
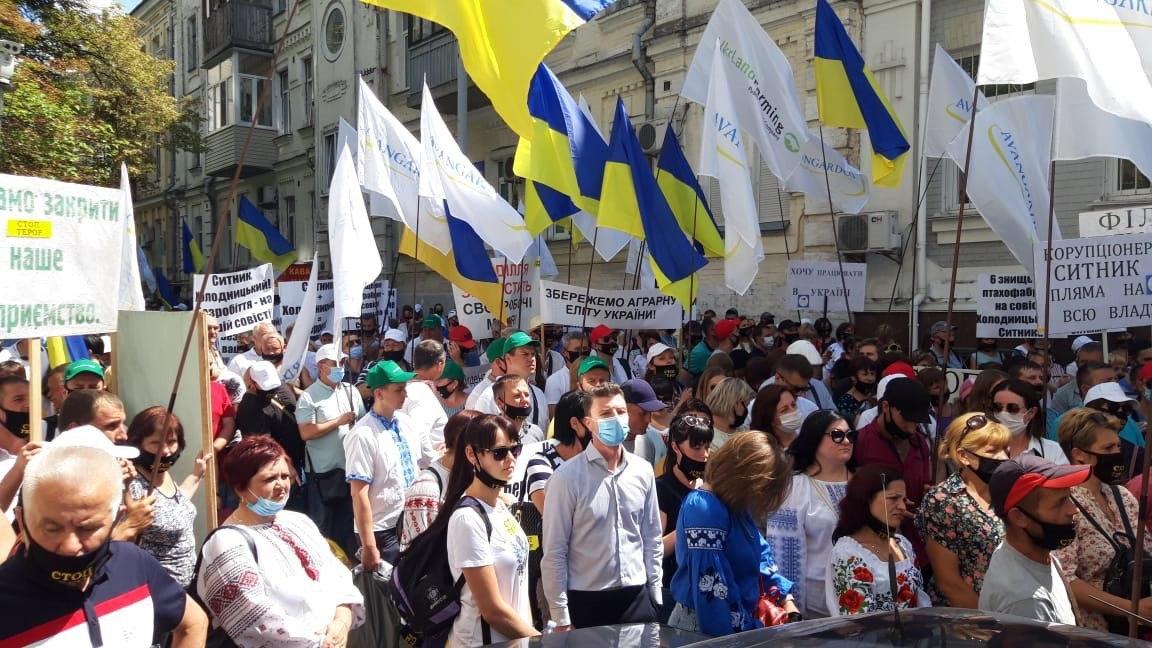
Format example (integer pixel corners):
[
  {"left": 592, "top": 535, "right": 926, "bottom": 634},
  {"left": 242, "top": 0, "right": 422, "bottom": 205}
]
[
  {"left": 258, "top": 186, "right": 278, "bottom": 207},
  {"left": 637, "top": 121, "right": 666, "bottom": 154},
  {"left": 836, "top": 211, "right": 901, "bottom": 253}
]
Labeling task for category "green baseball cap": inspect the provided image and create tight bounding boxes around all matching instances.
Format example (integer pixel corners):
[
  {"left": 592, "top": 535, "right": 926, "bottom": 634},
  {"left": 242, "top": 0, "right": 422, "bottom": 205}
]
[
  {"left": 64, "top": 359, "right": 105, "bottom": 382},
  {"left": 485, "top": 337, "right": 506, "bottom": 363},
  {"left": 365, "top": 360, "right": 415, "bottom": 389},
  {"left": 421, "top": 315, "right": 441, "bottom": 329},
  {"left": 502, "top": 331, "right": 540, "bottom": 355},
  {"left": 578, "top": 356, "right": 610, "bottom": 376},
  {"left": 441, "top": 360, "right": 465, "bottom": 383}
]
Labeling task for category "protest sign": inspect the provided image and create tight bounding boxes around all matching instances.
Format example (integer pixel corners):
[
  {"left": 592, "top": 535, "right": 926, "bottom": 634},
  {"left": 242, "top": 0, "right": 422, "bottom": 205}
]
[
  {"left": 0, "top": 173, "right": 125, "bottom": 337},
  {"left": 1079, "top": 204, "right": 1152, "bottom": 238},
  {"left": 1033, "top": 232, "right": 1152, "bottom": 335},
  {"left": 453, "top": 259, "right": 540, "bottom": 334},
  {"left": 278, "top": 279, "right": 335, "bottom": 339},
  {"left": 784, "top": 261, "right": 866, "bottom": 313},
  {"left": 976, "top": 274, "right": 1038, "bottom": 339},
  {"left": 340, "top": 279, "right": 390, "bottom": 332},
  {"left": 463, "top": 363, "right": 490, "bottom": 394},
  {"left": 539, "top": 280, "right": 681, "bottom": 329},
  {"left": 193, "top": 264, "right": 275, "bottom": 338}
]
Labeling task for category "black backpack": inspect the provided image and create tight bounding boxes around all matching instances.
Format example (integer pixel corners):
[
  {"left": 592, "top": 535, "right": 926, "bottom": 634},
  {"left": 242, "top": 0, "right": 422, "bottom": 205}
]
[
  {"left": 188, "top": 526, "right": 259, "bottom": 648},
  {"left": 389, "top": 496, "right": 491, "bottom": 641}
]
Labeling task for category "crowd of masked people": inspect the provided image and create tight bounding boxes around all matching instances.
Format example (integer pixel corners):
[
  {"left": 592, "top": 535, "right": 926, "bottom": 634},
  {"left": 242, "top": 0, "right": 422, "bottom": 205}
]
[{"left": 3, "top": 304, "right": 1152, "bottom": 646}]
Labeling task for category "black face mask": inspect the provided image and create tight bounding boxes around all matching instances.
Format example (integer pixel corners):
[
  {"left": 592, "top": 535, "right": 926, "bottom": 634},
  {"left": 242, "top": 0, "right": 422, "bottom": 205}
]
[
  {"left": 382, "top": 350, "right": 404, "bottom": 362},
  {"left": 472, "top": 461, "right": 508, "bottom": 489},
  {"left": 966, "top": 453, "right": 1006, "bottom": 485},
  {"left": 599, "top": 343, "right": 619, "bottom": 355},
  {"left": 883, "top": 411, "right": 912, "bottom": 441},
  {"left": 262, "top": 353, "right": 284, "bottom": 364},
  {"left": 1084, "top": 450, "right": 1127, "bottom": 485},
  {"left": 24, "top": 523, "right": 114, "bottom": 589},
  {"left": 501, "top": 401, "right": 532, "bottom": 419},
  {"left": 564, "top": 350, "right": 584, "bottom": 364},
  {"left": 135, "top": 449, "right": 182, "bottom": 474},
  {"left": 437, "top": 382, "right": 456, "bottom": 399},
  {"left": 731, "top": 407, "right": 748, "bottom": 428},
  {"left": 656, "top": 364, "right": 679, "bottom": 381},
  {"left": 856, "top": 380, "right": 877, "bottom": 395},
  {"left": 1, "top": 408, "right": 30, "bottom": 439},
  {"left": 978, "top": 342, "right": 997, "bottom": 351},
  {"left": 677, "top": 453, "right": 707, "bottom": 481},
  {"left": 783, "top": 334, "right": 800, "bottom": 345},
  {"left": 1018, "top": 507, "right": 1078, "bottom": 551}
]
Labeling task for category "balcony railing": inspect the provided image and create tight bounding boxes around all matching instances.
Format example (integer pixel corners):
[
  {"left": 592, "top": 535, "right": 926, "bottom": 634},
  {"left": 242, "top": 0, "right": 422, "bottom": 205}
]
[
  {"left": 407, "top": 31, "right": 457, "bottom": 94},
  {"left": 203, "top": 124, "right": 276, "bottom": 178},
  {"left": 203, "top": 1, "right": 273, "bottom": 68}
]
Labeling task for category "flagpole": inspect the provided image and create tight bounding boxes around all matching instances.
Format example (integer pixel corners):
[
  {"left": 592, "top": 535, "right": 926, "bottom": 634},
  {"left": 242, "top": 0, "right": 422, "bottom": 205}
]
[
  {"left": 410, "top": 198, "right": 423, "bottom": 314},
  {"left": 775, "top": 187, "right": 802, "bottom": 322},
  {"left": 516, "top": 259, "right": 525, "bottom": 329},
  {"left": 579, "top": 228, "right": 600, "bottom": 331},
  {"left": 941, "top": 83, "right": 984, "bottom": 369},
  {"left": 888, "top": 157, "right": 944, "bottom": 313},
  {"left": 498, "top": 259, "right": 509, "bottom": 328},
  {"left": 567, "top": 232, "right": 575, "bottom": 284},
  {"left": 817, "top": 126, "right": 855, "bottom": 322}
]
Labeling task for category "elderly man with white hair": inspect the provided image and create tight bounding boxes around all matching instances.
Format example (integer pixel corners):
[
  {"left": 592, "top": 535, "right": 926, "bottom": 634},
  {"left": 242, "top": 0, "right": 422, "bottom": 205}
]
[
  {"left": 227, "top": 321, "right": 279, "bottom": 377},
  {"left": 0, "top": 444, "right": 207, "bottom": 646}
]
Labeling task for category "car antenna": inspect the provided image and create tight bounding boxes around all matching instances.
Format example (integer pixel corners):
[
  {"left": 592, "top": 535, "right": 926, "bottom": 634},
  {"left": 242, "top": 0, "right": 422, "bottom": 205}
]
[{"left": 881, "top": 472, "right": 905, "bottom": 644}]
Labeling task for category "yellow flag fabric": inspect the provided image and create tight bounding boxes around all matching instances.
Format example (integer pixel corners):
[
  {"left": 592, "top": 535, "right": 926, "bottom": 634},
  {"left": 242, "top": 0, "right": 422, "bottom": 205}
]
[{"left": 399, "top": 227, "right": 504, "bottom": 315}]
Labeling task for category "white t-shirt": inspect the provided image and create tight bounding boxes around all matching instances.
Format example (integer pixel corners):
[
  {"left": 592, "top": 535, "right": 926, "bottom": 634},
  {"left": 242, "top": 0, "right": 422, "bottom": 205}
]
[
  {"left": 401, "top": 381, "right": 448, "bottom": 451},
  {"left": 447, "top": 499, "right": 530, "bottom": 647},
  {"left": 979, "top": 541, "right": 1076, "bottom": 625},
  {"left": 226, "top": 347, "right": 261, "bottom": 377}
]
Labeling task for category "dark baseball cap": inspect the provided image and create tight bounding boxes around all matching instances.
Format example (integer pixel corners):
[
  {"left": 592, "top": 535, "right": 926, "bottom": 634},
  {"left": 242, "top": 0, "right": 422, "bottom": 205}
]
[
  {"left": 621, "top": 379, "right": 665, "bottom": 412},
  {"left": 990, "top": 454, "right": 1090, "bottom": 518},
  {"left": 881, "top": 378, "right": 932, "bottom": 424}
]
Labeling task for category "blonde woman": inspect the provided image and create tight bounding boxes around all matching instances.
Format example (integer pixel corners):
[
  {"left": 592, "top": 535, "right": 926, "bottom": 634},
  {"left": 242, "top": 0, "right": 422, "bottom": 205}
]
[
  {"left": 915, "top": 412, "right": 1010, "bottom": 607},
  {"left": 705, "top": 377, "right": 756, "bottom": 450}
]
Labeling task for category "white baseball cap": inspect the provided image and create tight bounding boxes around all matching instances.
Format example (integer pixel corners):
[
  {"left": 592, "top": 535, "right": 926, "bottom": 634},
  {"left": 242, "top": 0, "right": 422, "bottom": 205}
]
[
  {"left": 315, "top": 343, "right": 346, "bottom": 364},
  {"left": 384, "top": 328, "right": 407, "bottom": 343},
  {"left": 249, "top": 361, "right": 282, "bottom": 391},
  {"left": 318, "top": 329, "right": 334, "bottom": 339},
  {"left": 51, "top": 425, "right": 139, "bottom": 459},
  {"left": 646, "top": 342, "right": 674, "bottom": 364},
  {"left": 1084, "top": 382, "right": 1134, "bottom": 405},
  {"left": 1071, "top": 335, "right": 1099, "bottom": 353},
  {"left": 447, "top": 309, "right": 457, "bottom": 318},
  {"left": 786, "top": 340, "right": 823, "bottom": 367}
]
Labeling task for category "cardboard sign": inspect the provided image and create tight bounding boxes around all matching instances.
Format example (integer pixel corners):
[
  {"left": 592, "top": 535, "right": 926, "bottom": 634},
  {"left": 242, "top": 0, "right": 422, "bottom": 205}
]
[
  {"left": 0, "top": 174, "right": 125, "bottom": 337},
  {"left": 278, "top": 279, "right": 335, "bottom": 338},
  {"left": 193, "top": 264, "right": 275, "bottom": 338},
  {"left": 975, "top": 274, "right": 1039, "bottom": 338},
  {"left": 784, "top": 261, "right": 867, "bottom": 313},
  {"left": 538, "top": 280, "right": 681, "bottom": 329},
  {"left": 1034, "top": 232, "right": 1152, "bottom": 335},
  {"left": 453, "top": 259, "right": 540, "bottom": 335}
]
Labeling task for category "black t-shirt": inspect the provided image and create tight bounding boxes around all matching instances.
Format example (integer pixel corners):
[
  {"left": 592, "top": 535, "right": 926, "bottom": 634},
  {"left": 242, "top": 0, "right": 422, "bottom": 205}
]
[
  {"left": 655, "top": 471, "right": 693, "bottom": 588},
  {"left": 0, "top": 541, "right": 187, "bottom": 646},
  {"left": 236, "top": 385, "right": 304, "bottom": 467}
]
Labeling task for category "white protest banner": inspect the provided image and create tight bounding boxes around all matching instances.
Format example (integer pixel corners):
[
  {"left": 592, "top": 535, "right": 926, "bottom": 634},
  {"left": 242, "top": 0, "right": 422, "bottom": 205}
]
[
  {"left": 281, "top": 257, "right": 319, "bottom": 382},
  {"left": 1079, "top": 205, "right": 1152, "bottom": 238},
  {"left": 975, "top": 274, "right": 1038, "bottom": 339},
  {"left": 453, "top": 259, "right": 540, "bottom": 333},
  {"left": 340, "top": 279, "right": 390, "bottom": 332},
  {"left": 539, "top": 280, "right": 681, "bottom": 329},
  {"left": 1033, "top": 233, "right": 1152, "bottom": 336},
  {"left": 784, "top": 261, "right": 866, "bottom": 313},
  {"left": 278, "top": 279, "right": 335, "bottom": 336},
  {"left": 0, "top": 173, "right": 125, "bottom": 338},
  {"left": 193, "top": 264, "right": 275, "bottom": 338}
]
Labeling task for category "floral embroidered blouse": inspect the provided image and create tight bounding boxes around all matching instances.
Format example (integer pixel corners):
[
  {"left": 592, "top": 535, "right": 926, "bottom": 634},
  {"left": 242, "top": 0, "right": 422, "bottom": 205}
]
[
  {"left": 672, "top": 489, "right": 794, "bottom": 636},
  {"left": 826, "top": 534, "right": 931, "bottom": 616},
  {"left": 914, "top": 472, "right": 1004, "bottom": 604}
]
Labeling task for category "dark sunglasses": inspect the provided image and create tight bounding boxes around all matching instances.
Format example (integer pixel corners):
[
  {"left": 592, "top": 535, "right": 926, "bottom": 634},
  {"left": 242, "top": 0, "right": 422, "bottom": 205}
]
[
  {"left": 990, "top": 402, "right": 1025, "bottom": 415},
  {"left": 1095, "top": 403, "right": 1133, "bottom": 418},
  {"left": 958, "top": 414, "right": 993, "bottom": 445},
  {"left": 478, "top": 444, "right": 523, "bottom": 461},
  {"left": 825, "top": 426, "right": 857, "bottom": 445}
]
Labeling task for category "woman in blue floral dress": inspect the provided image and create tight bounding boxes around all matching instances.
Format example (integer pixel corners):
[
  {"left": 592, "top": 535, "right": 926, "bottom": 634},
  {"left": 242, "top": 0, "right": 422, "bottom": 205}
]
[{"left": 668, "top": 432, "right": 799, "bottom": 636}]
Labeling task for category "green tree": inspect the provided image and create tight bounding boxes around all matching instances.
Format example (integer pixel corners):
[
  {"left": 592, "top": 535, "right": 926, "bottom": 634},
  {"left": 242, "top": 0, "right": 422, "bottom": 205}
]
[{"left": 0, "top": 0, "right": 199, "bottom": 186}]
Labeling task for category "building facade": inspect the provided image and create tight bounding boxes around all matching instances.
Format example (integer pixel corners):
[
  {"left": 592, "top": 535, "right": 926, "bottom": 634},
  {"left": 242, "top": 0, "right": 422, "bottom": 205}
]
[{"left": 131, "top": 0, "right": 1149, "bottom": 345}]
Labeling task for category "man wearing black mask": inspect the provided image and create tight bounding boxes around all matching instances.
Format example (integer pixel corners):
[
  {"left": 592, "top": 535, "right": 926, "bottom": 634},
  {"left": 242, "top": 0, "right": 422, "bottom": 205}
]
[
  {"left": 777, "top": 319, "right": 800, "bottom": 346},
  {"left": 980, "top": 455, "right": 1087, "bottom": 624},
  {"left": 235, "top": 361, "right": 305, "bottom": 511},
  {"left": 0, "top": 376, "right": 30, "bottom": 518},
  {"left": 545, "top": 331, "right": 589, "bottom": 417}
]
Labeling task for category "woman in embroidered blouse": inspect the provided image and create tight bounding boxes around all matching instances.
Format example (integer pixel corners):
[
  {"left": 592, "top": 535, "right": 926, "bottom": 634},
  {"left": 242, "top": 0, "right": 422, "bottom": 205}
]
[
  {"left": 765, "top": 410, "right": 854, "bottom": 618},
  {"left": 196, "top": 436, "right": 364, "bottom": 647},
  {"left": 669, "top": 431, "right": 799, "bottom": 636},
  {"left": 915, "top": 412, "right": 1009, "bottom": 608},
  {"left": 1054, "top": 408, "right": 1152, "bottom": 632},
  {"left": 827, "top": 465, "right": 931, "bottom": 616}
]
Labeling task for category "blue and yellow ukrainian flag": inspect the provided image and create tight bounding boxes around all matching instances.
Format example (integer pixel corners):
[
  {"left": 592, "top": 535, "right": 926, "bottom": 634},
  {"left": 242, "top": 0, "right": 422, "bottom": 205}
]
[
  {"left": 364, "top": 1, "right": 617, "bottom": 139},
  {"left": 655, "top": 127, "right": 724, "bottom": 258},
  {"left": 598, "top": 98, "right": 707, "bottom": 306},
  {"left": 236, "top": 196, "right": 296, "bottom": 273},
  {"left": 154, "top": 269, "right": 180, "bottom": 309},
  {"left": 515, "top": 64, "right": 610, "bottom": 232},
  {"left": 399, "top": 201, "right": 504, "bottom": 314},
  {"left": 46, "top": 336, "right": 90, "bottom": 369},
  {"left": 813, "top": 0, "right": 909, "bottom": 188},
  {"left": 181, "top": 219, "right": 205, "bottom": 274}
]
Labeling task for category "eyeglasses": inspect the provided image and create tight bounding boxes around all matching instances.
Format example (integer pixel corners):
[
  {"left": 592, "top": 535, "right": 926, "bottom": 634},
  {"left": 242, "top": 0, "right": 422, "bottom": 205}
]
[
  {"left": 1095, "top": 402, "right": 1133, "bottom": 418},
  {"left": 957, "top": 414, "right": 993, "bottom": 445},
  {"left": 990, "top": 402, "right": 1024, "bottom": 415},
  {"left": 825, "top": 427, "right": 857, "bottom": 444},
  {"left": 679, "top": 414, "right": 713, "bottom": 429},
  {"left": 479, "top": 444, "right": 523, "bottom": 461}
]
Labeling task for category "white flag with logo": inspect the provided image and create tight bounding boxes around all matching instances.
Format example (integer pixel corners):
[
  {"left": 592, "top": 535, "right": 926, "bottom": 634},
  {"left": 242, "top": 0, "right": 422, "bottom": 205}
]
[
  {"left": 682, "top": 0, "right": 809, "bottom": 183},
  {"left": 420, "top": 83, "right": 532, "bottom": 263},
  {"left": 945, "top": 95, "right": 1059, "bottom": 277},
  {"left": 925, "top": 45, "right": 988, "bottom": 158},
  {"left": 700, "top": 45, "right": 763, "bottom": 295},
  {"left": 357, "top": 79, "right": 451, "bottom": 252},
  {"left": 329, "top": 143, "right": 382, "bottom": 333},
  {"left": 978, "top": 0, "right": 1152, "bottom": 126},
  {"left": 280, "top": 254, "right": 318, "bottom": 382},
  {"left": 117, "top": 163, "right": 145, "bottom": 311},
  {"left": 784, "top": 131, "right": 870, "bottom": 215},
  {"left": 1055, "top": 77, "right": 1152, "bottom": 183}
]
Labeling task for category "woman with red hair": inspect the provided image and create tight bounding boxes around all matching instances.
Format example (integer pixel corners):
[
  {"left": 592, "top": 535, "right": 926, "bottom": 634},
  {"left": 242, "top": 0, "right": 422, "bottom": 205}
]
[{"left": 194, "top": 436, "right": 364, "bottom": 647}]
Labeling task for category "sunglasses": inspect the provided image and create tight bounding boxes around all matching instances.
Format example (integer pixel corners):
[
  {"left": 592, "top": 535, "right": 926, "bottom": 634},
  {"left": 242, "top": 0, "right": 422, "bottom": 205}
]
[
  {"left": 825, "top": 427, "right": 856, "bottom": 444},
  {"left": 478, "top": 444, "right": 523, "bottom": 461},
  {"left": 680, "top": 414, "right": 713, "bottom": 429},
  {"left": 990, "top": 402, "right": 1025, "bottom": 415},
  {"left": 957, "top": 414, "right": 993, "bottom": 445}
]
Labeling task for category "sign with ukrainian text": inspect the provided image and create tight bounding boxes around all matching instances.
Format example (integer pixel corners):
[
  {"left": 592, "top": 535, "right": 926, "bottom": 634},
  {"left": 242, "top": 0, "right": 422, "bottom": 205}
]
[
  {"left": 976, "top": 274, "right": 1039, "bottom": 339},
  {"left": 785, "top": 261, "right": 867, "bottom": 313},
  {"left": 1079, "top": 204, "right": 1152, "bottom": 238},
  {"left": 1034, "top": 233, "right": 1152, "bottom": 335},
  {"left": 453, "top": 259, "right": 540, "bottom": 336},
  {"left": 539, "top": 280, "right": 681, "bottom": 330},
  {"left": 193, "top": 264, "right": 274, "bottom": 338},
  {"left": 0, "top": 173, "right": 124, "bottom": 337},
  {"left": 277, "top": 279, "right": 335, "bottom": 337}
]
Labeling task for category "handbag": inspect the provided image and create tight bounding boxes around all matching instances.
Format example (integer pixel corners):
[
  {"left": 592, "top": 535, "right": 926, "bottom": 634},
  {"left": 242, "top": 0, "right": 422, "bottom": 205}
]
[
  {"left": 755, "top": 577, "right": 789, "bottom": 627},
  {"left": 306, "top": 450, "right": 348, "bottom": 504},
  {"left": 1072, "top": 485, "right": 1152, "bottom": 633}
]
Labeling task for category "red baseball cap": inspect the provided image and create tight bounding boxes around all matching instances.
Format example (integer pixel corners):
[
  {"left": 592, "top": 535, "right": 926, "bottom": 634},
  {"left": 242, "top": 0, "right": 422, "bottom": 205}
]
[
  {"left": 990, "top": 453, "right": 1090, "bottom": 518},
  {"left": 882, "top": 361, "right": 917, "bottom": 379},
  {"left": 713, "top": 319, "right": 739, "bottom": 340},
  {"left": 449, "top": 325, "right": 476, "bottom": 350},
  {"left": 589, "top": 324, "right": 615, "bottom": 344},
  {"left": 1138, "top": 360, "right": 1152, "bottom": 384}
]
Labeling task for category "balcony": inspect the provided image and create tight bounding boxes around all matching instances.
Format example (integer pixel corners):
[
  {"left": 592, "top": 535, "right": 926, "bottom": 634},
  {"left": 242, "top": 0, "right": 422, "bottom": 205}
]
[
  {"left": 203, "top": 125, "right": 277, "bottom": 178},
  {"left": 203, "top": 1, "right": 273, "bottom": 69},
  {"left": 405, "top": 31, "right": 488, "bottom": 111}
]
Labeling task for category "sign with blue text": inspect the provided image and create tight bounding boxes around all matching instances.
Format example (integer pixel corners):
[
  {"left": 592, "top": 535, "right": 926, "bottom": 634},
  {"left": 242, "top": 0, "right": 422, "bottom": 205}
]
[{"left": 785, "top": 261, "right": 867, "bottom": 313}]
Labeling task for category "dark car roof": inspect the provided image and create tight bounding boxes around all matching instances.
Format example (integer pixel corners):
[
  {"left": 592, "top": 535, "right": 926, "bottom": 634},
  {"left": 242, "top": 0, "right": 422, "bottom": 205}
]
[
  {"left": 485, "top": 623, "right": 709, "bottom": 648},
  {"left": 680, "top": 608, "right": 1152, "bottom": 647}
]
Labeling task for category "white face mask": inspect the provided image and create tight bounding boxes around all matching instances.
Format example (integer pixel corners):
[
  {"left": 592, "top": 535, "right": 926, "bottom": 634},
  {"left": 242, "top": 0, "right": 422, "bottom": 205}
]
[
  {"left": 998, "top": 411, "right": 1029, "bottom": 437},
  {"left": 779, "top": 409, "right": 803, "bottom": 434}
]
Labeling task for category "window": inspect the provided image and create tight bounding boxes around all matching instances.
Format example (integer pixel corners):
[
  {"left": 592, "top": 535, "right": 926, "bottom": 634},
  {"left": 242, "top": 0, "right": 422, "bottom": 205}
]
[
  {"left": 321, "top": 131, "right": 336, "bottom": 193},
  {"left": 273, "top": 0, "right": 285, "bottom": 15},
  {"left": 405, "top": 16, "right": 446, "bottom": 45},
  {"left": 955, "top": 54, "right": 1034, "bottom": 99},
  {"left": 301, "top": 56, "right": 314, "bottom": 127},
  {"left": 1115, "top": 159, "right": 1151, "bottom": 195},
  {"left": 238, "top": 75, "right": 272, "bottom": 127},
  {"left": 283, "top": 195, "right": 296, "bottom": 245},
  {"left": 185, "top": 18, "right": 198, "bottom": 71},
  {"left": 323, "top": 3, "right": 346, "bottom": 60},
  {"left": 277, "top": 69, "right": 291, "bottom": 133},
  {"left": 208, "top": 80, "right": 231, "bottom": 130}
]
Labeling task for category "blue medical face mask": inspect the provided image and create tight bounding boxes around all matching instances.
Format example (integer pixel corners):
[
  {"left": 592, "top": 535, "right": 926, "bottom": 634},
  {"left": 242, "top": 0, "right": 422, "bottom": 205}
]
[
  {"left": 595, "top": 414, "right": 630, "bottom": 447},
  {"left": 245, "top": 491, "right": 287, "bottom": 517},
  {"left": 349, "top": 345, "right": 364, "bottom": 359},
  {"left": 327, "top": 366, "right": 345, "bottom": 383}
]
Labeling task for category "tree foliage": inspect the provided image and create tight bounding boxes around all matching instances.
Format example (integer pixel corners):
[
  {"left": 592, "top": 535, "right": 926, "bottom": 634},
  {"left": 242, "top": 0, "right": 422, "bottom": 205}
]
[{"left": 0, "top": 0, "right": 200, "bottom": 186}]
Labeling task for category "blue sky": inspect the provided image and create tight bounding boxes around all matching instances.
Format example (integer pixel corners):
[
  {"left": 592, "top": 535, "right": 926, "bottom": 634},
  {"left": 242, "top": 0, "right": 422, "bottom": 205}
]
[{"left": 120, "top": 0, "right": 141, "bottom": 12}]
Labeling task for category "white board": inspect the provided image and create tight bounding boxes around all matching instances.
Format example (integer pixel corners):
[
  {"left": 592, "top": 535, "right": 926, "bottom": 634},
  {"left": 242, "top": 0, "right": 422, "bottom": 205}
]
[
  {"left": 538, "top": 280, "right": 682, "bottom": 329},
  {"left": 975, "top": 273, "right": 1039, "bottom": 339},
  {"left": 784, "top": 261, "right": 866, "bottom": 313},
  {"left": 1079, "top": 204, "right": 1152, "bottom": 237},
  {"left": 453, "top": 259, "right": 540, "bottom": 334},
  {"left": 193, "top": 265, "right": 275, "bottom": 338}
]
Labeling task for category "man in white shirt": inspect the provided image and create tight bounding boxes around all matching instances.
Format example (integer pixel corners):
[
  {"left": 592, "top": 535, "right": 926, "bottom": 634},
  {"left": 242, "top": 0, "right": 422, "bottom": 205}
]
[
  {"left": 980, "top": 455, "right": 1088, "bottom": 625},
  {"left": 227, "top": 321, "right": 277, "bottom": 377},
  {"left": 542, "top": 383, "right": 662, "bottom": 630},
  {"left": 401, "top": 339, "right": 449, "bottom": 451},
  {"left": 345, "top": 360, "right": 435, "bottom": 571},
  {"left": 474, "top": 332, "right": 549, "bottom": 432},
  {"left": 403, "top": 315, "right": 445, "bottom": 365},
  {"left": 544, "top": 331, "right": 590, "bottom": 415}
]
